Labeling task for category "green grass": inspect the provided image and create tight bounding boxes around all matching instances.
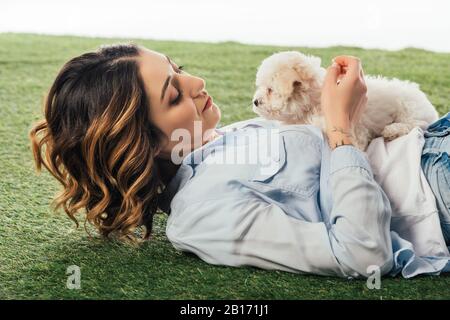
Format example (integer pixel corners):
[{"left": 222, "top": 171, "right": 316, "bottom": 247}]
[{"left": 0, "top": 32, "right": 449, "bottom": 300}]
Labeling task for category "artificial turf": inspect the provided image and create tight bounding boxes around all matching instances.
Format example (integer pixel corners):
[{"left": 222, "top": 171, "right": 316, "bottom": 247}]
[{"left": 0, "top": 33, "right": 449, "bottom": 299}]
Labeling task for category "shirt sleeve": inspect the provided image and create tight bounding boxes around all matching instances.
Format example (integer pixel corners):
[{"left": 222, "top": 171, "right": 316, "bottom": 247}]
[
  {"left": 327, "top": 145, "right": 394, "bottom": 277},
  {"left": 166, "top": 145, "right": 394, "bottom": 278}
]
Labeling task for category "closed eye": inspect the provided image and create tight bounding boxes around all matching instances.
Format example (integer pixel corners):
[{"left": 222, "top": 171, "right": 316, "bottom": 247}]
[
  {"left": 170, "top": 90, "right": 183, "bottom": 106},
  {"left": 169, "top": 65, "right": 185, "bottom": 106}
]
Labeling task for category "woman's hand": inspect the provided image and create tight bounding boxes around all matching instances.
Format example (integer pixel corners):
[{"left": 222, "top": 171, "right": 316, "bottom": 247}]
[{"left": 321, "top": 55, "right": 368, "bottom": 149}]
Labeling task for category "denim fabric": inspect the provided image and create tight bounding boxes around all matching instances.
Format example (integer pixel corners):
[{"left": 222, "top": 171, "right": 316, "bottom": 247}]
[{"left": 421, "top": 112, "right": 450, "bottom": 244}]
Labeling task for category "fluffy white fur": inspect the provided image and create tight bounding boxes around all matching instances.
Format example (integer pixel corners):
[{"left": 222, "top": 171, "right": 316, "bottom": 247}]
[{"left": 252, "top": 51, "right": 439, "bottom": 150}]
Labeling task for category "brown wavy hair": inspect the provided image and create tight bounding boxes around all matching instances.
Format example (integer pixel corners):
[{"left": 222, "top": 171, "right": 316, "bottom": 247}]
[{"left": 29, "top": 43, "right": 169, "bottom": 242}]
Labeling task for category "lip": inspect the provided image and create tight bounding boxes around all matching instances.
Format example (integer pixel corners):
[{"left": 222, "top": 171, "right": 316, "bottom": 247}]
[{"left": 203, "top": 96, "right": 212, "bottom": 112}]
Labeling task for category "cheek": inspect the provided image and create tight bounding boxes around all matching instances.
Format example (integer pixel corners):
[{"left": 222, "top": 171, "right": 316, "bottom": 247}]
[
  {"left": 173, "top": 101, "right": 205, "bottom": 144},
  {"left": 171, "top": 102, "right": 198, "bottom": 128},
  {"left": 272, "top": 95, "right": 290, "bottom": 110}
]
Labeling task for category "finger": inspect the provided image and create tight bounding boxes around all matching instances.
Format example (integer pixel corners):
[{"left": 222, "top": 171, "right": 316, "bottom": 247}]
[
  {"left": 359, "top": 64, "right": 366, "bottom": 80},
  {"left": 323, "top": 62, "right": 341, "bottom": 87},
  {"left": 333, "top": 55, "right": 361, "bottom": 67},
  {"left": 333, "top": 55, "right": 361, "bottom": 79}
]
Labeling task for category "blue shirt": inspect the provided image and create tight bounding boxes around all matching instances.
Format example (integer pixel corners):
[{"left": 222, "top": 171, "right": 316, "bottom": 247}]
[{"left": 159, "top": 118, "right": 449, "bottom": 278}]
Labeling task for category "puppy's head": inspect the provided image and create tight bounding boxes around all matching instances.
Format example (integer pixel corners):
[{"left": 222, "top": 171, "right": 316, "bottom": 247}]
[{"left": 252, "top": 51, "right": 325, "bottom": 123}]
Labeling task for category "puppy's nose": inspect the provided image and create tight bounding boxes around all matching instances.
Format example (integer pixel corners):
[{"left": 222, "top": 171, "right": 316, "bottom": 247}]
[{"left": 253, "top": 99, "right": 260, "bottom": 107}]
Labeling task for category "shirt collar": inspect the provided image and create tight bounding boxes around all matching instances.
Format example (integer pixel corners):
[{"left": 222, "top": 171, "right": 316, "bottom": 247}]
[
  {"left": 157, "top": 119, "right": 280, "bottom": 214},
  {"left": 158, "top": 128, "right": 225, "bottom": 214}
]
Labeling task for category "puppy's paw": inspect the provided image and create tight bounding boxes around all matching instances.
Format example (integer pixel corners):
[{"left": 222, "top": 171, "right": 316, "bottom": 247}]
[{"left": 382, "top": 123, "right": 412, "bottom": 141}]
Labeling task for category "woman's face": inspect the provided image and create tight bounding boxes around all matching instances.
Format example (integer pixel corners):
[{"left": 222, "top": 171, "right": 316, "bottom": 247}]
[{"left": 138, "top": 47, "right": 221, "bottom": 161}]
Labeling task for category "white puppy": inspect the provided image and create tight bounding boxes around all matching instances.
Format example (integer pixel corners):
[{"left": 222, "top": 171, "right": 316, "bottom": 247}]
[{"left": 252, "top": 51, "right": 439, "bottom": 150}]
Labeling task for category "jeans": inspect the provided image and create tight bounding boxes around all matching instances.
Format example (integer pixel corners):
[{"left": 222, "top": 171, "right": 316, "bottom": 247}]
[{"left": 421, "top": 112, "right": 450, "bottom": 245}]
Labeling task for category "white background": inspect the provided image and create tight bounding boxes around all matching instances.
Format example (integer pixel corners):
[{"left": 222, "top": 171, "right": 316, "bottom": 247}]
[{"left": 1, "top": 0, "right": 449, "bottom": 52}]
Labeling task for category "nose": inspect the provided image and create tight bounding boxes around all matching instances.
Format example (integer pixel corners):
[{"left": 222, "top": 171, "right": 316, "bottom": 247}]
[
  {"left": 187, "top": 73, "right": 206, "bottom": 98},
  {"left": 253, "top": 99, "right": 260, "bottom": 107}
]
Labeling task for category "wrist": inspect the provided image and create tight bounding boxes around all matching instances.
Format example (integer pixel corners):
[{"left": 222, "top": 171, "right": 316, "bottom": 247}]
[
  {"left": 326, "top": 130, "right": 354, "bottom": 150},
  {"left": 325, "top": 117, "right": 351, "bottom": 131}
]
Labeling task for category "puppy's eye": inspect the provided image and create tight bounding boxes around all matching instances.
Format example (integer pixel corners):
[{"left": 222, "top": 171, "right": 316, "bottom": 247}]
[{"left": 267, "top": 88, "right": 272, "bottom": 94}]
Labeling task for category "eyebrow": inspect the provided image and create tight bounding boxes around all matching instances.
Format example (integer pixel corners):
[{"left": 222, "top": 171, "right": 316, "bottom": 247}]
[{"left": 160, "top": 55, "right": 173, "bottom": 102}]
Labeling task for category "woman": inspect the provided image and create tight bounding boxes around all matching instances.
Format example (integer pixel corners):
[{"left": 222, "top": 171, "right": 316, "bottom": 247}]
[{"left": 29, "top": 44, "right": 450, "bottom": 279}]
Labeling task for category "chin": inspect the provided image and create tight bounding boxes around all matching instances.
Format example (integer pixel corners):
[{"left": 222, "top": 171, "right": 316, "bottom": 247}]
[{"left": 211, "top": 104, "right": 221, "bottom": 123}]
